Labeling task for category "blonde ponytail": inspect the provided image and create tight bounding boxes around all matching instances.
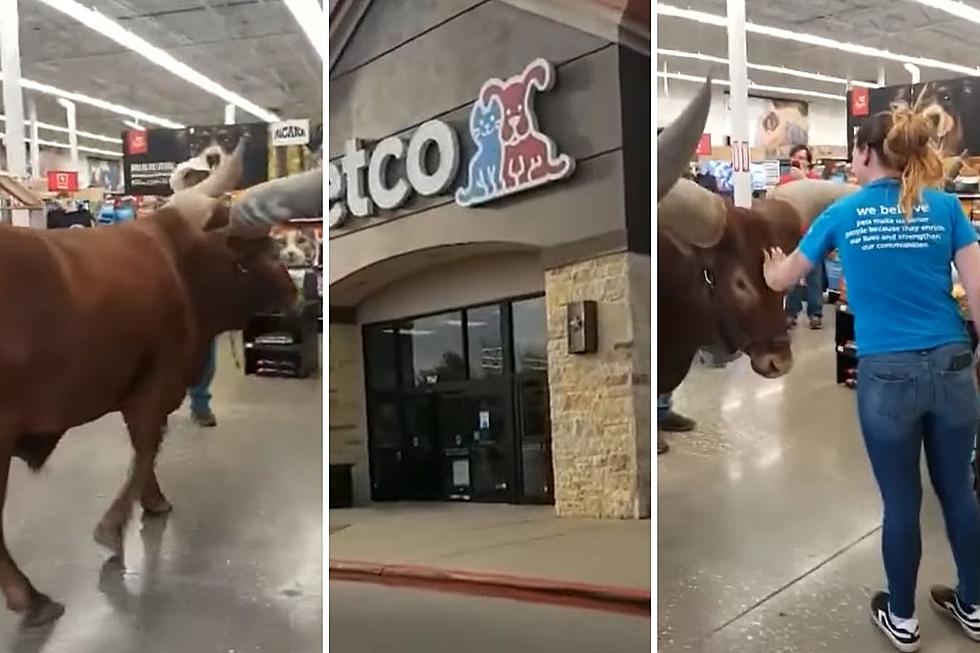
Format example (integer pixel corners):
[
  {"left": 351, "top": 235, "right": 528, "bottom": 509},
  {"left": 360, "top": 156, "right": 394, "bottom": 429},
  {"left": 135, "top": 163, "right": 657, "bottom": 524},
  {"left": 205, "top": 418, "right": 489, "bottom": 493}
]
[{"left": 883, "top": 104, "right": 944, "bottom": 220}]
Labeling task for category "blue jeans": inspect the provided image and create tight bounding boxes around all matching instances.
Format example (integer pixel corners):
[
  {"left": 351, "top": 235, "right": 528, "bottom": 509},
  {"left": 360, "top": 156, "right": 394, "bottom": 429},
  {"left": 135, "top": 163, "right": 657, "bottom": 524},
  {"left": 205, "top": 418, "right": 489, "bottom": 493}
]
[
  {"left": 188, "top": 339, "right": 217, "bottom": 415},
  {"left": 858, "top": 342, "right": 980, "bottom": 618},
  {"left": 658, "top": 393, "right": 672, "bottom": 423},
  {"left": 786, "top": 263, "right": 823, "bottom": 319}
]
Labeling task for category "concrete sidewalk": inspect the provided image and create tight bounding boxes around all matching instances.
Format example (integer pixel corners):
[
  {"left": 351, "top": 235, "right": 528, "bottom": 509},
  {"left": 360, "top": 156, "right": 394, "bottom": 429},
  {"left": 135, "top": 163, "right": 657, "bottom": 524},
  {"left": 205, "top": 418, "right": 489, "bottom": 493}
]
[{"left": 329, "top": 503, "right": 650, "bottom": 593}]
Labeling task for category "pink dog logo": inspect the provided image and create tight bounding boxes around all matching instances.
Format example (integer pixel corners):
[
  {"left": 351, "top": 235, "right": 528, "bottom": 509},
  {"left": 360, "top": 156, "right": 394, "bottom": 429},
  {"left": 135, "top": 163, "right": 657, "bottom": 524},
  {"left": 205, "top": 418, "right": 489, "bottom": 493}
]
[{"left": 455, "top": 58, "right": 575, "bottom": 208}]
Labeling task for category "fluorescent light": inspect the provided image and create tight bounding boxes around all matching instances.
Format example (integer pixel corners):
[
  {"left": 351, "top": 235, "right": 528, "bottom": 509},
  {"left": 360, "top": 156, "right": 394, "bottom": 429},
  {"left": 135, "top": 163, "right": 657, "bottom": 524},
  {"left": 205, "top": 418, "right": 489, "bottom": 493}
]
[
  {"left": 9, "top": 77, "right": 184, "bottom": 128},
  {"left": 657, "top": 4, "right": 980, "bottom": 76},
  {"left": 908, "top": 0, "right": 980, "bottom": 24},
  {"left": 0, "top": 114, "right": 121, "bottom": 143},
  {"left": 657, "top": 48, "right": 879, "bottom": 88},
  {"left": 123, "top": 120, "right": 145, "bottom": 131},
  {"left": 34, "top": 0, "right": 280, "bottom": 122},
  {"left": 658, "top": 71, "right": 847, "bottom": 101},
  {"left": 0, "top": 132, "right": 121, "bottom": 158},
  {"left": 283, "top": 0, "right": 325, "bottom": 59}
]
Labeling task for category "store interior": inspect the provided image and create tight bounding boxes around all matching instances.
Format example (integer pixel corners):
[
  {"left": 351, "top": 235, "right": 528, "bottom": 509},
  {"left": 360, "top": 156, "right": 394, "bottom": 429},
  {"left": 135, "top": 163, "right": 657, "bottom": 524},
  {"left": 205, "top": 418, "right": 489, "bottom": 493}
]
[
  {"left": 0, "top": 1, "right": 322, "bottom": 650},
  {"left": 658, "top": 1, "right": 980, "bottom": 651}
]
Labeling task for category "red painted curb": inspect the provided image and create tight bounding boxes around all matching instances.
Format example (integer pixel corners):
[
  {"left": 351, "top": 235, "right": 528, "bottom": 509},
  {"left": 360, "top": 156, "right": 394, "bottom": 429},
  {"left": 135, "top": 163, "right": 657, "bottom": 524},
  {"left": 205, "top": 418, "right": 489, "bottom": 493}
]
[{"left": 329, "top": 559, "right": 651, "bottom": 617}]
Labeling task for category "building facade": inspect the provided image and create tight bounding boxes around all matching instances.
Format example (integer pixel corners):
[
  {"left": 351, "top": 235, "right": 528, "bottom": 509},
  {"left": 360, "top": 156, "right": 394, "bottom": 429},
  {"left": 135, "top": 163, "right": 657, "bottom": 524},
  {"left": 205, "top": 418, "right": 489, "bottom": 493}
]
[{"left": 329, "top": 0, "right": 650, "bottom": 518}]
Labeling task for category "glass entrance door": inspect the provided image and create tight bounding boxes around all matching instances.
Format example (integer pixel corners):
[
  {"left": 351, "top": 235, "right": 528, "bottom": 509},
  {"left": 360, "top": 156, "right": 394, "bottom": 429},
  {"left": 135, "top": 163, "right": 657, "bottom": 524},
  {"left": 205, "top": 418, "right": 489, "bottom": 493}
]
[
  {"left": 402, "top": 393, "right": 440, "bottom": 500},
  {"left": 435, "top": 381, "right": 514, "bottom": 502}
]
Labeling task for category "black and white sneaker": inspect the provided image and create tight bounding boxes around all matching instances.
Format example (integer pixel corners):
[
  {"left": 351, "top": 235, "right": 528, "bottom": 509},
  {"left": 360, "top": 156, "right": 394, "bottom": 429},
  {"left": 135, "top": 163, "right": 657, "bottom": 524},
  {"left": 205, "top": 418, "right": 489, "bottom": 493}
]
[
  {"left": 871, "top": 591, "right": 921, "bottom": 652},
  {"left": 930, "top": 585, "right": 980, "bottom": 641}
]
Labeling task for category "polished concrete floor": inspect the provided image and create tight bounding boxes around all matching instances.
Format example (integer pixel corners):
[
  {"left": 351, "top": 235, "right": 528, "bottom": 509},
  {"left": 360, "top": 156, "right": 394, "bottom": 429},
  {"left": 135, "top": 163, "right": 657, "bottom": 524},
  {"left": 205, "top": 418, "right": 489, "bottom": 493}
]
[
  {"left": 660, "top": 310, "right": 980, "bottom": 652},
  {"left": 329, "top": 580, "right": 650, "bottom": 652},
  {"left": 0, "top": 338, "right": 322, "bottom": 652}
]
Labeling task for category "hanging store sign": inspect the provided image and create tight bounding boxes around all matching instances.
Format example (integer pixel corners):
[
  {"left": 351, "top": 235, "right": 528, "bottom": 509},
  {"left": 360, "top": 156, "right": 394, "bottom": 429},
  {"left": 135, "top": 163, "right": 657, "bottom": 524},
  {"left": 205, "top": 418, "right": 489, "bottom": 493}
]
[
  {"left": 122, "top": 123, "right": 270, "bottom": 195},
  {"left": 695, "top": 133, "right": 712, "bottom": 156},
  {"left": 271, "top": 119, "right": 311, "bottom": 147},
  {"left": 46, "top": 170, "right": 78, "bottom": 192},
  {"left": 850, "top": 87, "right": 870, "bottom": 117},
  {"left": 329, "top": 58, "right": 574, "bottom": 228}
]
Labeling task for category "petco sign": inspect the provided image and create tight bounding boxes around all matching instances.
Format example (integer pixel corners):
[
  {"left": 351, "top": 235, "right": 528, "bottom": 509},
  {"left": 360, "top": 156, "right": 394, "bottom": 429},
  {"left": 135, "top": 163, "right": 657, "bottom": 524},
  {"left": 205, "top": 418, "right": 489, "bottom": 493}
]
[{"left": 329, "top": 58, "right": 574, "bottom": 228}]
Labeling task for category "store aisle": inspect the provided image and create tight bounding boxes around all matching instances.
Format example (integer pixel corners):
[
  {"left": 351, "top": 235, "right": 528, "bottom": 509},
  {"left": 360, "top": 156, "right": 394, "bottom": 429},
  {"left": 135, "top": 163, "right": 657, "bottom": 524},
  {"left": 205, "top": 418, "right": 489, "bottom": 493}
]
[
  {"left": 330, "top": 580, "right": 650, "bottom": 653},
  {"left": 0, "top": 338, "right": 322, "bottom": 652},
  {"left": 659, "top": 310, "right": 980, "bottom": 652}
]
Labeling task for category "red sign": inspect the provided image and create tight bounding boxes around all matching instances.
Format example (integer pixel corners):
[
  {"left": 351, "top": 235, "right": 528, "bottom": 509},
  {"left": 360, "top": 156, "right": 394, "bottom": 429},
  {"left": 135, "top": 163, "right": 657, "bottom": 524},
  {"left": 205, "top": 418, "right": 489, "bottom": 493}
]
[
  {"left": 696, "top": 133, "right": 712, "bottom": 156},
  {"left": 126, "top": 129, "right": 148, "bottom": 155},
  {"left": 46, "top": 171, "right": 79, "bottom": 192},
  {"left": 851, "top": 88, "right": 870, "bottom": 117}
]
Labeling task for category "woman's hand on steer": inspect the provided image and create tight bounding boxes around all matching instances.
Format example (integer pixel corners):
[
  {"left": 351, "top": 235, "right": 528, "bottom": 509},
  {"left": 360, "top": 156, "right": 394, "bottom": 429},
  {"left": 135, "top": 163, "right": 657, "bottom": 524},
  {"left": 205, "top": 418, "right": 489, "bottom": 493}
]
[{"left": 763, "top": 247, "right": 787, "bottom": 290}]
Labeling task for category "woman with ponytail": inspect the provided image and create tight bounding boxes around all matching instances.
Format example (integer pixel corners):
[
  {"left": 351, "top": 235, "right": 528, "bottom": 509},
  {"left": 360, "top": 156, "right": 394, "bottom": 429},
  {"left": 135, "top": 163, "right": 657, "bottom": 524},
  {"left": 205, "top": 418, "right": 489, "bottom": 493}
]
[{"left": 763, "top": 104, "right": 980, "bottom": 652}]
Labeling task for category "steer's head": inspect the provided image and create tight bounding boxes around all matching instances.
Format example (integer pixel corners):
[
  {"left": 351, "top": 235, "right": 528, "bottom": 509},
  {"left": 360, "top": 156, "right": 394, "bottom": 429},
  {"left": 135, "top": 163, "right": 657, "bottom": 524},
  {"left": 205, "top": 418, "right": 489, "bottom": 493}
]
[
  {"left": 657, "top": 77, "right": 857, "bottom": 380},
  {"left": 163, "top": 140, "right": 323, "bottom": 332},
  {"left": 697, "top": 202, "right": 801, "bottom": 378}
]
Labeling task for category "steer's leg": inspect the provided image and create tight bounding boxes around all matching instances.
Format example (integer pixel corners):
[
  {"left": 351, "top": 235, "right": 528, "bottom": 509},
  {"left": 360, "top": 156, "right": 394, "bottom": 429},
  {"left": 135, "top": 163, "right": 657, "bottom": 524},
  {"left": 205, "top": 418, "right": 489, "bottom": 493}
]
[
  {"left": 94, "top": 409, "right": 163, "bottom": 558},
  {"left": 0, "top": 445, "right": 64, "bottom": 626},
  {"left": 140, "top": 470, "right": 172, "bottom": 515}
]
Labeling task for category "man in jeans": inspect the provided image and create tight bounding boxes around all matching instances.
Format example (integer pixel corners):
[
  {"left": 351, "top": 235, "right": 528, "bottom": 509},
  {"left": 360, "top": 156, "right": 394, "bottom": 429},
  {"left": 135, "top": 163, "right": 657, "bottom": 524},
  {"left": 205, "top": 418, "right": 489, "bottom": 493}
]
[
  {"left": 779, "top": 144, "right": 825, "bottom": 330},
  {"left": 658, "top": 392, "right": 695, "bottom": 454},
  {"left": 188, "top": 339, "right": 218, "bottom": 427}
]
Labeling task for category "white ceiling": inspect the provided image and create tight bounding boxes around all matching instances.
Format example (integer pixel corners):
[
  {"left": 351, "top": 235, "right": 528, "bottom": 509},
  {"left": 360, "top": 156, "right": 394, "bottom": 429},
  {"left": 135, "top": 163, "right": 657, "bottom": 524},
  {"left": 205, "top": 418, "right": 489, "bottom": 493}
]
[
  {"left": 657, "top": 0, "right": 980, "bottom": 102},
  {"left": 5, "top": 0, "right": 322, "bottom": 155}
]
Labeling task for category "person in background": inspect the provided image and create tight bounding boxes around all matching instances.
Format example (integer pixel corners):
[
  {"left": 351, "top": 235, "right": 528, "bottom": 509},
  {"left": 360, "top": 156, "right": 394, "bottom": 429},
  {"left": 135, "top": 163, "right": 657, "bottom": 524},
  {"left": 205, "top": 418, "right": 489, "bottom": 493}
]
[
  {"left": 170, "top": 155, "right": 220, "bottom": 428},
  {"left": 188, "top": 340, "right": 218, "bottom": 427},
  {"left": 780, "top": 144, "right": 825, "bottom": 329},
  {"left": 658, "top": 392, "right": 695, "bottom": 455},
  {"left": 762, "top": 104, "right": 980, "bottom": 652}
]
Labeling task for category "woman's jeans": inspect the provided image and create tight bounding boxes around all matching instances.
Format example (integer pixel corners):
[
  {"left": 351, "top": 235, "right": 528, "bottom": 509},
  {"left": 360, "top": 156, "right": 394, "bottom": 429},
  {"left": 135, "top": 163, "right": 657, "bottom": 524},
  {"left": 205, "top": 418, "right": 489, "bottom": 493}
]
[
  {"left": 188, "top": 338, "right": 217, "bottom": 415},
  {"left": 858, "top": 342, "right": 980, "bottom": 618},
  {"left": 786, "top": 264, "right": 823, "bottom": 319}
]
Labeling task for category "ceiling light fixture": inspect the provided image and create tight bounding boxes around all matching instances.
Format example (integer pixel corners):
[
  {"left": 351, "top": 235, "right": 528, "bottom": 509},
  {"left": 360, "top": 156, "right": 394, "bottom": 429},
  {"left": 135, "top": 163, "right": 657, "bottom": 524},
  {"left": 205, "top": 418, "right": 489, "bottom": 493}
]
[
  {"left": 657, "top": 4, "right": 980, "bottom": 76},
  {"left": 657, "top": 48, "right": 879, "bottom": 88},
  {"left": 907, "top": 0, "right": 980, "bottom": 24},
  {"left": 283, "top": 0, "right": 325, "bottom": 59},
  {"left": 657, "top": 71, "right": 847, "bottom": 102},
  {"left": 1, "top": 76, "right": 184, "bottom": 128},
  {"left": 0, "top": 132, "right": 121, "bottom": 158},
  {"left": 123, "top": 120, "right": 146, "bottom": 131},
  {"left": 0, "top": 113, "right": 121, "bottom": 143},
  {"left": 33, "top": 0, "right": 280, "bottom": 122}
]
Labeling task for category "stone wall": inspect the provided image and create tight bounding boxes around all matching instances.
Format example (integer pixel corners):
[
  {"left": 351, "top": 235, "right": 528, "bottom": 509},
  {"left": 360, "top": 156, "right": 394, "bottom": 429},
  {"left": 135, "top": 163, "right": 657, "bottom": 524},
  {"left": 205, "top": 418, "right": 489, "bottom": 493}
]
[
  {"left": 544, "top": 251, "right": 650, "bottom": 519},
  {"left": 328, "top": 323, "right": 371, "bottom": 504}
]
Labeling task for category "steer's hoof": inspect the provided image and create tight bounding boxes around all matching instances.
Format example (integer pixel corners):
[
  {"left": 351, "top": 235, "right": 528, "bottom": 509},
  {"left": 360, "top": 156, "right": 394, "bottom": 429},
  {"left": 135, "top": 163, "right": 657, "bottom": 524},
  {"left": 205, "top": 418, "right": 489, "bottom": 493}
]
[
  {"left": 141, "top": 497, "right": 173, "bottom": 516},
  {"left": 93, "top": 523, "right": 123, "bottom": 558},
  {"left": 21, "top": 595, "right": 64, "bottom": 628}
]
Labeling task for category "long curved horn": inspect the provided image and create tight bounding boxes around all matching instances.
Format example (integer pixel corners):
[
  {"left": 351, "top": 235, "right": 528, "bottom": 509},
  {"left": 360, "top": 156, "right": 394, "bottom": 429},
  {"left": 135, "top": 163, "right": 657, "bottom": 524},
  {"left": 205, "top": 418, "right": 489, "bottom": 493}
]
[
  {"left": 658, "top": 178, "right": 727, "bottom": 253},
  {"left": 658, "top": 76, "right": 712, "bottom": 201},
  {"left": 229, "top": 168, "right": 323, "bottom": 238},
  {"left": 766, "top": 180, "right": 860, "bottom": 230},
  {"left": 193, "top": 137, "right": 247, "bottom": 198}
]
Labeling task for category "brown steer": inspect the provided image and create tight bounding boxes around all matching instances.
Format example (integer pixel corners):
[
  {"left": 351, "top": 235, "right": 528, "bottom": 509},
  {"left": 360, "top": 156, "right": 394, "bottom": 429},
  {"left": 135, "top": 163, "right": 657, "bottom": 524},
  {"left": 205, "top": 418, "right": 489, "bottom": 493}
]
[
  {"left": 0, "top": 143, "right": 321, "bottom": 626},
  {"left": 657, "top": 80, "right": 857, "bottom": 394}
]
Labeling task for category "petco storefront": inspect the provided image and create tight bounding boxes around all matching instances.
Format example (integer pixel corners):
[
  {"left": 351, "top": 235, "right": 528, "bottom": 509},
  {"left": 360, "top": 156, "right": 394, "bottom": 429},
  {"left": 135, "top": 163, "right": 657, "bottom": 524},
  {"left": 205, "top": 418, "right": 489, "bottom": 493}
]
[{"left": 329, "top": 0, "right": 650, "bottom": 518}]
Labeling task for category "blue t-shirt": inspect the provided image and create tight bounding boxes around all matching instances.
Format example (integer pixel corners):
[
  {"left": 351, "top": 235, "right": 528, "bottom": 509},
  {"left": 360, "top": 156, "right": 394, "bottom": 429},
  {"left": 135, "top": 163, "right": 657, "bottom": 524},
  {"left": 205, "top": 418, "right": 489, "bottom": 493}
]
[{"left": 799, "top": 178, "right": 978, "bottom": 356}]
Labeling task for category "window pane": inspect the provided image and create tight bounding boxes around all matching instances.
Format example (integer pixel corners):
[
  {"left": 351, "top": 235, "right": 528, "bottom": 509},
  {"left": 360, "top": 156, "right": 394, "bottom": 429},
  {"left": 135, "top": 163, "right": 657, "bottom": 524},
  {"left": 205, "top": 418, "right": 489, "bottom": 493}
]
[
  {"left": 512, "top": 297, "right": 548, "bottom": 373},
  {"left": 467, "top": 305, "right": 503, "bottom": 379},
  {"left": 363, "top": 324, "right": 398, "bottom": 390},
  {"left": 399, "top": 312, "right": 465, "bottom": 386}
]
